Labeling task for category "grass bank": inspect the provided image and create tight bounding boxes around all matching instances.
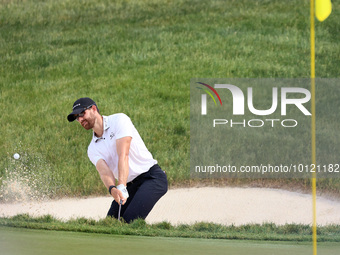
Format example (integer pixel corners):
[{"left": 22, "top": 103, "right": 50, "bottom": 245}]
[
  {"left": 1, "top": 214, "right": 339, "bottom": 242},
  {"left": 0, "top": 0, "right": 339, "bottom": 198}
]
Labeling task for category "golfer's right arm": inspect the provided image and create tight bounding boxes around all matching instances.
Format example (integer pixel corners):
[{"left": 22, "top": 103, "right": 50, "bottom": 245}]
[{"left": 96, "top": 159, "right": 123, "bottom": 203}]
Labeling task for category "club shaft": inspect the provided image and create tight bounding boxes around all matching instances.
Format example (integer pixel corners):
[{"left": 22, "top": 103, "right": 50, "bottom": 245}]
[{"left": 118, "top": 200, "right": 122, "bottom": 221}]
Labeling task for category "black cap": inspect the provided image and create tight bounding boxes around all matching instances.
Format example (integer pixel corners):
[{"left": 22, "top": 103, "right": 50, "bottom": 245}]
[{"left": 67, "top": 97, "right": 97, "bottom": 122}]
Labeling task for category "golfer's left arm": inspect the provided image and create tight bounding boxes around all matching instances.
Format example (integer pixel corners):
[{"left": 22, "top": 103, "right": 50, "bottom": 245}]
[{"left": 116, "top": 136, "right": 131, "bottom": 188}]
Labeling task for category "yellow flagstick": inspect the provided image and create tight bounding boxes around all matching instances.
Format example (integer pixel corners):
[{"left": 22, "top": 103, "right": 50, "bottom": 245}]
[
  {"left": 310, "top": 2, "right": 317, "bottom": 255},
  {"left": 311, "top": 1, "right": 332, "bottom": 254}
]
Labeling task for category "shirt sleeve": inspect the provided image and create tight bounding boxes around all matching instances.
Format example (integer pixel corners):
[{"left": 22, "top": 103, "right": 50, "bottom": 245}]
[
  {"left": 114, "top": 113, "right": 134, "bottom": 140},
  {"left": 87, "top": 146, "right": 102, "bottom": 167}
]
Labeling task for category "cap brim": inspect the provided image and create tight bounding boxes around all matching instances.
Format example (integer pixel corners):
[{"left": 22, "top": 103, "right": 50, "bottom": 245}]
[{"left": 67, "top": 108, "right": 83, "bottom": 122}]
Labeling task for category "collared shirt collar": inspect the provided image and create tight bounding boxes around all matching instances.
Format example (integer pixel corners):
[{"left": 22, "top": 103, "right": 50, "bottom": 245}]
[{"left": 93, "top": 116, "right": 110, "bottom": 143}]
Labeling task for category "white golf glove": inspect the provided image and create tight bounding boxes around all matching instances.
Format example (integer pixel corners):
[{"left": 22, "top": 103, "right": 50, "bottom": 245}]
[{"left": 117, "top": 184, "right": 129, "bottom": 200}]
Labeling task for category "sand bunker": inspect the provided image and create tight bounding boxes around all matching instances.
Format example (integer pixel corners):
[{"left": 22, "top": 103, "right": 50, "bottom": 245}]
[{"left": 1, "top": 187, "right": 340, "bottom": 226}]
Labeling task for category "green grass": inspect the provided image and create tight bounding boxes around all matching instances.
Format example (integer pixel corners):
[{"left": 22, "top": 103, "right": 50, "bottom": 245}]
[
  {"left": 1, "top": 214, "right": 340, "bottom": 242},
  {"left": 4, "top": 227, "right": 340, "bottom": 255},
  {"left": 0, "top": 0, "right": 339, "bottom": 198}
]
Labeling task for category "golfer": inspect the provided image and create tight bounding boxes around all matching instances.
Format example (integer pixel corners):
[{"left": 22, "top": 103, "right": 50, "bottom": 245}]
[{"left": 67, "top": 97, "right": 168, "bottom": 223}]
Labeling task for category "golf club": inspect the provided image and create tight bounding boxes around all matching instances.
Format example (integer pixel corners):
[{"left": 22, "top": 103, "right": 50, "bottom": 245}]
[{"left": 118, "top": 200, "right": 122, "bottom": 221}]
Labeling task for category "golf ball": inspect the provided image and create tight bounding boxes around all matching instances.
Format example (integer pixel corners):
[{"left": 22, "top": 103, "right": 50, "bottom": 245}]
[{"left": 13, "top": 153, "right": 20, "bottom": 160}]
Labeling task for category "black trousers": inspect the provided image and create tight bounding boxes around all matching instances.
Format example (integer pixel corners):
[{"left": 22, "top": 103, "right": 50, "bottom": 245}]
[{"left": 107, "top": 164, "right": 168, "bottom": 223}]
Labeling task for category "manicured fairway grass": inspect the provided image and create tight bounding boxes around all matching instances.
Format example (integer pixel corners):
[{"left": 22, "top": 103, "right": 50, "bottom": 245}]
[{"left": 1, "top": 227, "right": 340, "bottom": 255}]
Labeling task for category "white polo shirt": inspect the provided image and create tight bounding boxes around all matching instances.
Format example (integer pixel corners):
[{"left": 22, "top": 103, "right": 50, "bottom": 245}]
[{"left": 87, "top": 113, "right": 157, "bottom": 183}]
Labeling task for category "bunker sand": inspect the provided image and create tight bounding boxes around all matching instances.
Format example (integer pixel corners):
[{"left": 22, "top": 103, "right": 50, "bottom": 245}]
[{"left": 1, "top": 187, "right": 340, "bottom": 226}]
